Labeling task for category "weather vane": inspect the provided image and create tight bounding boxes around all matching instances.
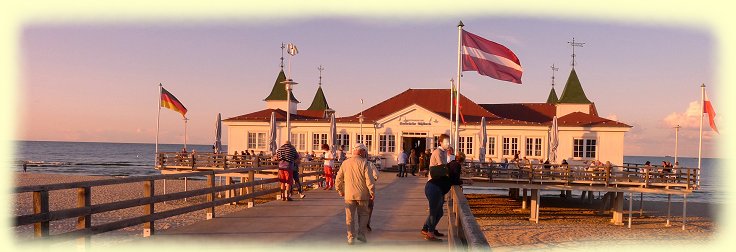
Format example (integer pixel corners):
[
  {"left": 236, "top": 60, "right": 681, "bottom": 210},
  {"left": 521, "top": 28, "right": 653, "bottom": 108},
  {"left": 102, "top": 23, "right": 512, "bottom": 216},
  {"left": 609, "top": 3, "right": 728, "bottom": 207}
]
[
  {"left": 318, "top": 65, "right": 325, "bottom": 86},
  {"left": 280, "top": 42, "right": 286, "bottom": 69},
  {"left": 568, "top": 37, "right": 585, "bottom": 67},
  {"left": 551, "top": 64, "right": 559, "bottom": 87}
]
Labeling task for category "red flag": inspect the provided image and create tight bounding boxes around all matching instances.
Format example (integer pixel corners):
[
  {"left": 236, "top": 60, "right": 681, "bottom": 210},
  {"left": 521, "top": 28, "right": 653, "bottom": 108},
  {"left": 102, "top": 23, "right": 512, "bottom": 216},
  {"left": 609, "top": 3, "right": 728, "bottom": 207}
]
[
  {"left": 461, "top": 30, "right": 523, "bottom": 84},
  {"left": 704, "top": 90, "right": 718, "bottom": 134}
]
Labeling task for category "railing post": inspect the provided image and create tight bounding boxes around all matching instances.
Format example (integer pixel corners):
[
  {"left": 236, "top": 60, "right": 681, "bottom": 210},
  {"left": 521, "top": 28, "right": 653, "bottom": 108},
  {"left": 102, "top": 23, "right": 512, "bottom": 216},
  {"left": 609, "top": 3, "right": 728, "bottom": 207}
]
[
  {"left": 207, "top": 173, "right": 215, "bottom": 220},
  {"left": 77, "top": 187, "right": 91, "bottom": 248},
  {"left": 143, "top": 180, "right": 155, "bottom": 237},
  {"left": 33, "top": 190, "right": 49, "bottom": 238},
  {"left": 248, "top": 169, "right": 256, "bottom": 208}
]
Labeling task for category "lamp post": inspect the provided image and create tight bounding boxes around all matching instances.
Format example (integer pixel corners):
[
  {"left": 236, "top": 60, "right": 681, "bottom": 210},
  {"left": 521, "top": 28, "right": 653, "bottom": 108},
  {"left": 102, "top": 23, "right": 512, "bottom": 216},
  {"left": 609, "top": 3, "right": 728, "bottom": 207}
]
[
  {"left": 674, "top": 124, "right": 681, "bottom": 166},
  {"left": 359, "top": 99, "right": 364, "bottom": 144},
  {"left": 282, "top": 79, "right": 298, "bottom": 142}
]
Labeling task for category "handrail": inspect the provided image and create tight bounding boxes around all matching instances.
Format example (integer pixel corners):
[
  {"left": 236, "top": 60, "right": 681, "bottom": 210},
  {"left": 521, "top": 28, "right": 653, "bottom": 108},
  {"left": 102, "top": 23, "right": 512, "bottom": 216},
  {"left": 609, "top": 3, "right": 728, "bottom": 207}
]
[
  {"left": 448, "top": 185, "right": 491, "bottom": 251},
  {"left": 462, "top": 161, "right": 699, "bottom": 191},
  {"left": 14, "top": 161, "right": 328, "bottom": 242}
]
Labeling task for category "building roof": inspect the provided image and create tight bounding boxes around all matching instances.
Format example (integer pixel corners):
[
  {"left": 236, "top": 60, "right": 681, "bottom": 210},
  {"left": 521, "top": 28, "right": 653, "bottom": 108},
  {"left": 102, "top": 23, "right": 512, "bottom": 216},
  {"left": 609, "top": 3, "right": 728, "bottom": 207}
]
[
  {"left": 306, "top": 85, "right": 330, "bottom": 111},
  {"left": 264, "top": 70, "right": 300, "bottom": 103},
  {"left": 223, "top": 108, "right": 327, "bottom": 122},
  {"left": 338, "top": 89, "right": 498, "bottom": 123},
  {"left": 546, "top": 87, "right": 559, "bottom": 104},
  {"left": 227, "top": 88, "right": 629, "bottom": 128},
  {"left": 558, "top": 68, "right": 592, "bottom": 104}
]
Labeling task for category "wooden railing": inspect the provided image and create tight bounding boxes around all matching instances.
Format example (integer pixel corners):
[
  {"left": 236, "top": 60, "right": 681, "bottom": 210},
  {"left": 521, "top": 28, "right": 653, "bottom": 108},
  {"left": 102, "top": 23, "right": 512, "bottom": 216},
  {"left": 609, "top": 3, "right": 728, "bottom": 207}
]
[
  {"left": 14, "top": 161, "right": 327, "bottom": 243},
  {"left": 447, "top": 185, "right": 491, "bottom": 251},
  {"left": 462, "top": 162, "right": 699, "bottom": 190}
]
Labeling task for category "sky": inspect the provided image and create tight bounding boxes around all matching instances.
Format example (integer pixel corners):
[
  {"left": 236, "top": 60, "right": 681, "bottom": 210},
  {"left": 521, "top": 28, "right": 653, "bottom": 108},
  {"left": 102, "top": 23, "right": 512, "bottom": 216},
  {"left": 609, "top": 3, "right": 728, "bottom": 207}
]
[{"left": 17, "top": 15, "right": 720, "bottom": 158}]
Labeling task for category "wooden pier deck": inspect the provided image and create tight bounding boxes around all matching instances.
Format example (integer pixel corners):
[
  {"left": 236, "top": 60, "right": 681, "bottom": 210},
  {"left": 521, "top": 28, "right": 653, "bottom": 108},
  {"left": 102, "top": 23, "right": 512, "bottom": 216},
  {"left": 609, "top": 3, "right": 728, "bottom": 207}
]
[{"left": 149, "top": 173, "right": 449, "bottom": 250}]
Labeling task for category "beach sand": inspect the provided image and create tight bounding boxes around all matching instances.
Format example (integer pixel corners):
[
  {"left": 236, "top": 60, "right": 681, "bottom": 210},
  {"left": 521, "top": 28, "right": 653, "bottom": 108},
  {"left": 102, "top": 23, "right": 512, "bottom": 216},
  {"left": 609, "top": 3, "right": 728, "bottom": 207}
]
[
  {"left": 467, "top": 193, "right": 718, "bottom": 251},
  {"left": 12, "top": 172, "right": 282, "bottom": 244}
]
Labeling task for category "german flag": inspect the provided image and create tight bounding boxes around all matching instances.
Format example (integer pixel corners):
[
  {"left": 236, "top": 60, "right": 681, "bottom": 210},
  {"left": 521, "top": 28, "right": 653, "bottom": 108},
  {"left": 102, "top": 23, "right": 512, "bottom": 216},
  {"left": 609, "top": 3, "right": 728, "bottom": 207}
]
[{"left": 161, "top": 87, "right": 187, "bottom": 117}]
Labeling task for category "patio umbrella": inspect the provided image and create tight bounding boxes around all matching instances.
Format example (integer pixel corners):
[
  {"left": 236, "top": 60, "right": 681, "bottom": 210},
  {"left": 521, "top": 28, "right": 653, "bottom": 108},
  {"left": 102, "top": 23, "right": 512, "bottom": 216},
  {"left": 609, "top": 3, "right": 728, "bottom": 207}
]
[
  {"left": 214, "top": 113, "right": 222, "bottom": 153},
  {"left": 478, "top": 117, "right": 487, "bottom": 162},
  {"left": 549, "top": 116, "right": 558, "bottom": 163},
  {"left": 268, "top": 111, "right": 278, "bottom": 156},
  {"left": 329, "top": 113, "right": 337, "bottom": 151}
]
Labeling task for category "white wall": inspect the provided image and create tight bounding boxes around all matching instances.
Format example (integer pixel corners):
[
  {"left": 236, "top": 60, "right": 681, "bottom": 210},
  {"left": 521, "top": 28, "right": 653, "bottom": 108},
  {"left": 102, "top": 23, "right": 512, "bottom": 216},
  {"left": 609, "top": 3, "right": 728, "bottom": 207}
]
[{"left": 556, "top": 103, "right": 591, "bottom": 117}]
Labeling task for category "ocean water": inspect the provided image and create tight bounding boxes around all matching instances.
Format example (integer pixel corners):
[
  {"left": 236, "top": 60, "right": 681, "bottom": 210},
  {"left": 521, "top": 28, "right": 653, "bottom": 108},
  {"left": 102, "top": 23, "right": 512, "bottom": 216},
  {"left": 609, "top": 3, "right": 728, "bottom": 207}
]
[{"left": 11, "top": 141, "right": 722, "bottom": 204}]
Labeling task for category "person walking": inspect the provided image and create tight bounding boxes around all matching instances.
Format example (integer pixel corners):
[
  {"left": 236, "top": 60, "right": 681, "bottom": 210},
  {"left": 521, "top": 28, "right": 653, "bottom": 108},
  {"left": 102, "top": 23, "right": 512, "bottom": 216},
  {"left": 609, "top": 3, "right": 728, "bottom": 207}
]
[
  {"left": 275, "top": 141, "right": 298, "bottom": 201},
  {"left": 335, "top": 143, "right": 376, "bottom": 245},
  {"left": 291, "top": 152, "right": 305, "bottom": 199},
  {"left": 418, "top": 151, "right": 427, "bottom": 177},
  {"left": 409, "top": 149, "right": 418, "bottom": 176},
  {"left": 366, "top": 156, "right": 380, "bottom": 232},
  {"left": 322, "top": 143, "right": 336, "bottom": 190},
  {"left": 422, "top": 134, "right": 450, "bottom": 241},
  {"left": 397, "top": 150, "right": 408, "bottom": 177}
]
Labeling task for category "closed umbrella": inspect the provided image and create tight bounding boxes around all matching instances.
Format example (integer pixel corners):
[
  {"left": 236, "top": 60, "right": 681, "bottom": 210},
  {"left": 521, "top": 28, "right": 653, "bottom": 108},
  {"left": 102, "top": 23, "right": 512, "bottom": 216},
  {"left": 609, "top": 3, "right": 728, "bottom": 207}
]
[
  {"left": 478, "top": 117, "right": 487, "bottom": 162},
  {"left": 329, "top": 113, "right": 337, "bottom": 150},
  {"left": 268, "top": 111, "right": 278, "bottom": 156},
  {"left": 549, "top": 116, "right": 558, "bottom": 163},
  {"left": 214, "top": 113, "right": 222, "bottom": 153}
]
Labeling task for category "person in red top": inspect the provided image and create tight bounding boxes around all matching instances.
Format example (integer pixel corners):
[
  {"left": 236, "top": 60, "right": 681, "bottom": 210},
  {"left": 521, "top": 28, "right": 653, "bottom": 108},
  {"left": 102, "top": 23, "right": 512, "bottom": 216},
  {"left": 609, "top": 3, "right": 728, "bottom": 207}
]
[{"left": 322, "top": 143, "right": 336, "bottom": 190}]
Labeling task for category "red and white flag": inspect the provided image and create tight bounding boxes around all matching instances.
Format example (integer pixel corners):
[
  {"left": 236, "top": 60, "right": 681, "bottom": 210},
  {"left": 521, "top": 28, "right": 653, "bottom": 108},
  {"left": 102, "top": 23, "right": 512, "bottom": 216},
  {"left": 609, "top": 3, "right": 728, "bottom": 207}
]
[
  {"left": 461, "top": 30, "right": 523, "bottom": 84},
  {"left": 703, "top": 89, "right": 718, "bottom": 134}
]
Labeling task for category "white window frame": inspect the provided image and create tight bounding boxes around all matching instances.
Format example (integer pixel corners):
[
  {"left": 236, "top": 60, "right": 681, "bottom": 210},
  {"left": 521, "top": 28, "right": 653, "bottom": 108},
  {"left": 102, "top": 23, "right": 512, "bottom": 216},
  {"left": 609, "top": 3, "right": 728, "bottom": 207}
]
[
  {"left": 525, "top": 137, "right": 543, "bottom": 157},
  {"left": 487, "top": 136, "right": 496, "bottom": 156},
  {"left": 336, "top": 133, "right": 350, "bottom": 151},
  {"left": 573, "top": 138, "right": 597, "bottom": 159},
  {"left": 248, "top": 132, "right": 267, "bottom": 150},
  {"left": 313, "top": 133, "right": 328, "bottom": 151},
  {"left": 458, "top": 136, "right": 473, "bottom": 155},
  {"left": 357, "top": 134, "right": 373, "bottom": 152},
  {"left": 502, "top": 137, "right": 519, "bottom": 156},
  {"left": 291, "top": 133, "right": 307, "bottom": 151}
]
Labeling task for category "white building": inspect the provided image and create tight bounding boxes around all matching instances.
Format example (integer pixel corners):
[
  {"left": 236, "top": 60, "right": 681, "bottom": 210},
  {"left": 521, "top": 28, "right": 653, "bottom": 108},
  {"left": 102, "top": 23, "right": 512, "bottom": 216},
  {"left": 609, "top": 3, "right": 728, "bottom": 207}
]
[{"left": 224, "top": 67, "right": 631, "bottom": 167}]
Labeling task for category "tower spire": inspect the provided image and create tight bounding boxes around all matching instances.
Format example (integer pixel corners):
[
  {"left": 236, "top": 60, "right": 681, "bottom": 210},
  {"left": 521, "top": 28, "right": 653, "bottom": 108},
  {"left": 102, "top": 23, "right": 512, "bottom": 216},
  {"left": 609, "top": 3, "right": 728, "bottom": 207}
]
[
  {"left": 551, "top": 64, "right": 559, "bottom": 88},
  {"left": 280, "top": 42, "right": 285, "bottom": 69},
  {"left": 317, "top": 65, "right": 324, "bottom": 86},
  {"left": 568, "top": 37, "right": 585, "bottom": 68}
]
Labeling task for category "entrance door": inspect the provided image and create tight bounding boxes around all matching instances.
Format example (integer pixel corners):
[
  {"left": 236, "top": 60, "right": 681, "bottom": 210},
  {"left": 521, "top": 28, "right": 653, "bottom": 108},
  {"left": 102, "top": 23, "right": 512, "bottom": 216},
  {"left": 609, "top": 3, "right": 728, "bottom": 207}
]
[{"left": 402, "top": 137, "right": 426, "bottom": 156}]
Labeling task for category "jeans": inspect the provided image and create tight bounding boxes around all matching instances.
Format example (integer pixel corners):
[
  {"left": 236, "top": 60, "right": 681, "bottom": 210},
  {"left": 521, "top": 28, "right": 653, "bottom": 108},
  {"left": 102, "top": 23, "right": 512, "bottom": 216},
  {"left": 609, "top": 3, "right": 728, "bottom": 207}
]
[
  {"left": 398, "top": 164, "right": 406, "bottom": 177},
  {"left": 345, "top": 200, "right": 370, "bottom": 240},
  {"left": 423, "top": 182, "right": 444, "bottom": 232}
]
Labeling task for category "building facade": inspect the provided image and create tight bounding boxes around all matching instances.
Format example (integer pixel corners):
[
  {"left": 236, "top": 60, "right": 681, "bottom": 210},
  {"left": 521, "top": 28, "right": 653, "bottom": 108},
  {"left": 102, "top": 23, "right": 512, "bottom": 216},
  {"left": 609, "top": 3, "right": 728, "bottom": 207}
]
[{"left": 224, "top": 68, "right": 631, "bottom": 167}]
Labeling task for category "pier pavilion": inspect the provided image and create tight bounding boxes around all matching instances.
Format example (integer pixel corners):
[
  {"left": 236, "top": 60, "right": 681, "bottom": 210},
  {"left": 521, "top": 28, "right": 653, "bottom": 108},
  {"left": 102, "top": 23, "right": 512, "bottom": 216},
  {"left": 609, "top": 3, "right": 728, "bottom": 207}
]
[{"left": 223, "top": 67, "right": 632, "bottom": 167}]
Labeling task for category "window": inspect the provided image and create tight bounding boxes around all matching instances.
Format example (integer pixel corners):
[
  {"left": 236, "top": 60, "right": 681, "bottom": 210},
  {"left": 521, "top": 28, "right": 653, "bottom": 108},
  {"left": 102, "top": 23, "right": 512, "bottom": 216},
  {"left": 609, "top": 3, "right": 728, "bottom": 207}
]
[
  {"left": 458, "top": 136, "right": 473, "bottom": 155},
  {"left": 502, "top": 137, "right": 518, "bottom": 156},
  {"left": 336, "top": 134, "right": 350, "bottom": 151},
  {"left": 291, "top": 133, "right": 307, "bottom": 151},
  {"left": 433, "top": 136, "right": 439, "bottom": 148},
  {"left": 487, "top": 136, "right": 496, "bottom": 156},
  {"left": 525, "top": 137, "right": 543, "bottom": 157},
  {"left": 573, "top": 138, "right": 597, "bottom": 158},
  {"left": 379, "top": 134, "right": 396, "bottom": 153},
  {"left": 312, "top": 133, "right": 328, "bottom": 150},
  {"left": 248, "top": 132, "right": 267, "bottom": 150},
  {"left": 357, "top": 134, "right": 373, "bottom": 152}
]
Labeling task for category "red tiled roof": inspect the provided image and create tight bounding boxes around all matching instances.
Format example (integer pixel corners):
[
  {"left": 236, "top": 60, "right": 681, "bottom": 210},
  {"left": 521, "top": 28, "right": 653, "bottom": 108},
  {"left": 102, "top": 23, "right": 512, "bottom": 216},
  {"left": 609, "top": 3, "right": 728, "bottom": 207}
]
[
  {"left": 556, "top": 112, "right": 631, "bottom": 127},
  {"left": 223, "top": 109, "right": 328, "bottom": 122},
  {"left": 337, "top": 89, "right": 498, "bottom": 123},
  {"left": 479, "top": 103, "right": 556, "bottom": 124}
]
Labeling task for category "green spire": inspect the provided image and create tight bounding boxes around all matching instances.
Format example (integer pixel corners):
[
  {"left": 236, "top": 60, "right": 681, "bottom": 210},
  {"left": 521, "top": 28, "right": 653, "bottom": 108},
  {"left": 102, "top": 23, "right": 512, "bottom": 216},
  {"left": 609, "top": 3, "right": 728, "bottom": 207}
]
[
  {"left": 307, "top": 85, "right": 330, "bottom": 111},
  {"left": 557, "top": 68, "right": 592, "bottom": 104},
  {"left": 264, "top": 69, "right": 299, "bottom": 102},
  {"left": 546, "top": 87, "right": 559, "bottom": 104}
]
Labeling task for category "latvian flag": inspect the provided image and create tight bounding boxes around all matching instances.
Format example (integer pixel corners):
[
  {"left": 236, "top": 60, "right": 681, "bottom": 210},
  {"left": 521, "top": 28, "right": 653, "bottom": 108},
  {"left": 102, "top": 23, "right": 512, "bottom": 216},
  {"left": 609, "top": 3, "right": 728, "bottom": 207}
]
[
  {"left": 161, "top": 87, "right": 188, "bottom": 117},
  {"left": 704, "top": 89, "right": 718, "bottom": 134},
  {"left": 461, "top": 30, "right": 523, "bottom": 84}
]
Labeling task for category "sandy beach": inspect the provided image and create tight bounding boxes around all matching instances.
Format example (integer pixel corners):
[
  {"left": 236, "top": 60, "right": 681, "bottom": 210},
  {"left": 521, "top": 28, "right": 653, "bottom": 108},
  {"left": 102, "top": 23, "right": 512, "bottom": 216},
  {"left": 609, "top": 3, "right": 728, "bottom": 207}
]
[
  {"left": 467, "top": 193, "right": 718, "bottom": 250},
  {"left": 12, "top": 172, "right": 281, "bottom": 243}
]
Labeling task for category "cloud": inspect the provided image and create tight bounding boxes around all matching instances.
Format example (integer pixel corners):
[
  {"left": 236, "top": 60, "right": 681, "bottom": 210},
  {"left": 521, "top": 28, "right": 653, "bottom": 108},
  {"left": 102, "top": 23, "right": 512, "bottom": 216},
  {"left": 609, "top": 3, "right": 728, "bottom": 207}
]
[{"left": 663, "top": 101, "right": 701, "bottom": 129}]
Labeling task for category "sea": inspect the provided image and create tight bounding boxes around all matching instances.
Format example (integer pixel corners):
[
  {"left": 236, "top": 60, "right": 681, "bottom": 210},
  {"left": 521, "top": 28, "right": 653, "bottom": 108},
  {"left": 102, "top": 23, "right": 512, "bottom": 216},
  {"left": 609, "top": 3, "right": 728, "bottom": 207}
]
[{"left": 11, "top": 141, "right": 723, "bottom": 204}]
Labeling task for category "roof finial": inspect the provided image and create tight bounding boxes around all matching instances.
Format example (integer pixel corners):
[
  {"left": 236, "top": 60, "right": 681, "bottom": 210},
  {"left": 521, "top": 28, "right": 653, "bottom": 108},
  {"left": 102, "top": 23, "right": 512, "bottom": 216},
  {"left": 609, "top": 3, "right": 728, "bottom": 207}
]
[
  {"left": 317, "top": 65, "right": 325, "bottom": 86},
  {"left": 567, "top": 37, "right": 585, "bottom": 68},
  {"left": 280, "top": 42, "right": 285, "bottom": 69},
  {"left": 551, "top": 64, "right": 559, "bottom": 88}
]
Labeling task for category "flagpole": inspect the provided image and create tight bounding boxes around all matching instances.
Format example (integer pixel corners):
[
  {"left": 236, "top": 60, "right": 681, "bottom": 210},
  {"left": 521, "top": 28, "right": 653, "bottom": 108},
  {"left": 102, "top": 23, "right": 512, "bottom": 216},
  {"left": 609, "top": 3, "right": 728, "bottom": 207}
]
[
  {"left": 156, "top": 83, "right": 162, "bottom": 163},
  {"left": 449, "top": 78, "right": 454, "bottom": 147},
  {"left": 455, "top": 21, "right": 464, "bottom": 151},
  {"left": 184, "top": 117, "right": 188, "bottom": 150},
  {"left": 697, "top": 83, "right": 705, "bottom": 187}
]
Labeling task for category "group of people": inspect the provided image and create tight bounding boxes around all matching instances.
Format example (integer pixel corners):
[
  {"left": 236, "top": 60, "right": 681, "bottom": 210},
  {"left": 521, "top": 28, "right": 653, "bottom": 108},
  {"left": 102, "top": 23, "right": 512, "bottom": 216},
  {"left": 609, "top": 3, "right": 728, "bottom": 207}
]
[
  {"left": 273, "top": 141, "right": 306, "bottom": 201},
  {"left": 397, "top": 148, "right": 432, "bottom": 177}
]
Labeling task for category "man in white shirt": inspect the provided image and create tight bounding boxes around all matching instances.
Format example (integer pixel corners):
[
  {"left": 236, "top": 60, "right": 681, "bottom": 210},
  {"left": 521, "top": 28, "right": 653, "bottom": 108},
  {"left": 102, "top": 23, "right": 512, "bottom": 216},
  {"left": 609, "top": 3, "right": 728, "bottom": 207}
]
[{"left": 397, "top": 150, "right": 408, "bottom": 177}]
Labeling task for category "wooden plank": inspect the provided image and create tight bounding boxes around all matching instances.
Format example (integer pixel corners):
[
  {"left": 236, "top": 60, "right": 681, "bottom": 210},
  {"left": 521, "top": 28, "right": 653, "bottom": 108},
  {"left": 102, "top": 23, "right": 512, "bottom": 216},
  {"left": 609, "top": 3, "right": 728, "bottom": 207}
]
[
  {"left": 206, "top": 174, "right": 215, "bottom": 219},
  {"left": 33, "top": 191, "right": 49, "bottom": 238},
  {"left": 143, "top": 180, "right": 155, "bottom": 237},
  {"left": 76, "top": 187, "right": 91, "bottom": 248}
]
